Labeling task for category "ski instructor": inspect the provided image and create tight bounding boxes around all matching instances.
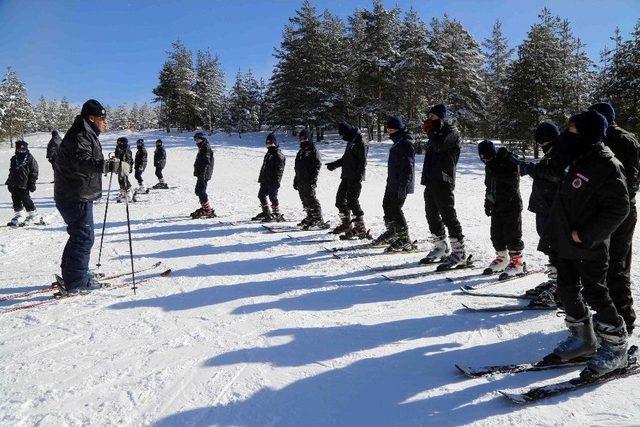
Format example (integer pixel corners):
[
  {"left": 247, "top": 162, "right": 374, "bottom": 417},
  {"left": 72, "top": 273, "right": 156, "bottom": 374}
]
[{"left": 54, "top": 99, "right": 128, "bottom": 296}]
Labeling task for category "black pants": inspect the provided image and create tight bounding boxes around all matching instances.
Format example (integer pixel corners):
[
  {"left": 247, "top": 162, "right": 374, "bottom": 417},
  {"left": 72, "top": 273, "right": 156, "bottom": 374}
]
[
  {"left": 535, "top": 213, "right": 558, "bottom": 267},
  {"left": 335, "top": 179, "right": 364, "bottom": 218},
  {"left": 10, "top": 187, "right": 35, "bottom": 212},
  {"left": 490, "top": 209, "right": 524, "bottom": 252},
  {"left": 195, "top": 177, "right": 209, "bottom": 204},
  {"left": 298, "top": 183, "right": 321, "bottom": 216},
  {"left": 118, "top": 175, "right": 131, "bottom": 191},
  {"left": 258, "top": 183, "right": 279, "bottom": 207},
  {"left": 155, "top": 166, "right": 164, "bottom": 180},
  {"left": 607, "top": 202, "right": 636, "bottom": 331},
  {"left": 383, "top": 188, "right": 407, "bottom": 230},
  {"left": 556, "top": 257, "right": 621, "bottom": 326},
  {"left": 134, "top": 169, "right": 144, "bottom": 185},
  {"left": 424, "top": 180, "right": 463, "bottom": 240}
]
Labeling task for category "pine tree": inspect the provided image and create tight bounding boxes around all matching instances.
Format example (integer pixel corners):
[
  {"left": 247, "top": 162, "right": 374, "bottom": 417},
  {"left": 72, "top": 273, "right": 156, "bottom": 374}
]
[
  {"left": 110, "top": 104, "right": 130, "bottom": 130},
  {"left": 0, "top": 68, "right": 34, "bottom": 146},
  {"left": 35, "top": 96, "right": 52, "bottom": 131},
  {"left": 195, "top": 49, "right": 226, "bottom": 132},
  {"left": 57, "top": 97, "right": 76, "bottom": 132}
]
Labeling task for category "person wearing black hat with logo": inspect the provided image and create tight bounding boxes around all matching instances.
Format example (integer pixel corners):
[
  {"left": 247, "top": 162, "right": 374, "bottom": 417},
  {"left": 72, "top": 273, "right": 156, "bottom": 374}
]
[
  {"left": 5, "top": 140, "right": 40, "bottom": 226},
  {"left": 372, "top": 116, "right": 415, "bottom": 252},
  {"left": 46, "top": 130, "right": 62, "bottom": 176},
  {"left": 294, "top": 129, "right": 326, "bottom": 229},
  {"left": 134, "top": 139, "right": 148, "bottom": 194},
  {"left": 419, "top": 104, "right": 466, "bottom": 268},
  {"left": 152, "top": 139, "right": 168, "bottom": 189},
  {"left": 326, "top": 122, "right": 369, "bottom": 239},
  {"left": 253, "top": 133, "right": 286, "bottom": 222},
  {"left": 191, "top": 132, "right": 215, "bottom": 218},
  {"left": 589, "top": 102, "right": 639, "bottom": 335},
  {"left": 539, "top": 110, "right": 630, "bottom": 378},
  {"left": 114, "top": 137, "right": 134, "bottom": 203},
  {"left": 54, "top": 99, "right": 128, "bottom": 296}
]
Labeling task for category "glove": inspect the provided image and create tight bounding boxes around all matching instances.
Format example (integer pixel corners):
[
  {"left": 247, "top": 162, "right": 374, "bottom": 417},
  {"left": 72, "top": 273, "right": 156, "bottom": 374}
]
[
  {"left": 28, "top": 183, "right": 36, "bottom": 192},
  {"left": 484, "top": 201, "right": 493, "bottom": 217},
  {"left": 326, "top": 162, "right": 336, "bottom": 171},
  {"left": 497, "top": 147, "right": 509, "bottom": 158},
  {"left": 119, "top": 161, "right": 131, "bottom": 176}
]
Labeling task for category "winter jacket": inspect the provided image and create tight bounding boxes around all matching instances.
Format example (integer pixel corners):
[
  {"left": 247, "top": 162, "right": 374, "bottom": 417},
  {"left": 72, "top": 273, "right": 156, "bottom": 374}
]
[
  {"left": 326, "top": 131, "right": 368, "bottom": 182},
  {"left": 154, "top": 146, "right": 166, "bottom": 169},
  {"left": 135, "top": 146, "right": 148, "bottom": 172},
  {"left": 193, "top": 139, "right": 214, "bottom": 181},
  {"left": 294, "top": 142, "right": 321, "bottom": 187},
  {"left": 538, "top": 143, "right": 629, "bottom": 260},
  {"left": 258, "top": 147, "right": 286, "bottom": 188},
  {"left": 46, "top": 134, "right": 62, "bottom": 164},
  {"left": 386, "top": 129, "right": 415, "bottom": 195},
  {"left": 604, "top": 124, "right": 640, "bottom": 202},
  {"left": 484, "top": 148, "right": 522, "bottom": 215},
  {"left": 6, "top": 152, "right": 38, "bottom": 191},
  {"left": 421, "top": 120, "right": 461, "bottom": 186},
  {"left": 54, "top": 115, "right": 105, "bottom": 203},
  {"left": 114, "top": 145, "right": 133, "bottom": 174},
  {"left": 524, "top": 144, "right": 564, "bottom": 214}
]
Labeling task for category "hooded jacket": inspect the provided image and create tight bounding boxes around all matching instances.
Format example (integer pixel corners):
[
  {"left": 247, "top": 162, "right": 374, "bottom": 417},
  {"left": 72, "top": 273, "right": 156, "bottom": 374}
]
[
  {"left": 421, "top": 120, "right": 461, "bottom": 186},
  {"left": 387, "top": 129, "right": 415, "bottom": 194},
  {"left": 327, "top": 130, "right": 368, "bottom": 182}
]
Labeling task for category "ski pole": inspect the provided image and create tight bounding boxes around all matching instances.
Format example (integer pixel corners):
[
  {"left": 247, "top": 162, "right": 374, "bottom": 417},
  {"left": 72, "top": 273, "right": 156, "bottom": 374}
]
[
  {"left": 96, "top": 154, "right": 115, "bottom": 268},
  {"left": 121, "top": 165, "right": 137, "bottom": 295}
]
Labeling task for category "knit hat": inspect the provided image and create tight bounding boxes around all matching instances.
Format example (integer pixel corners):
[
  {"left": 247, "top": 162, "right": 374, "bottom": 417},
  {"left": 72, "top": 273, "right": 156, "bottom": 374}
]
[
  {"left": 156, "top": 139, "right": 163, "bottom": 146},
  {"left": 428, "top": 104, "right": 447, "bottom": 120},
  {"left": 117, "top": 137, "right": 129, "bottom": 145},
  {"left": 80, "top": 99, "right": 106, "bottom": 118},
  {"left": 136, "top": 138, "right": 144, "bottom": 147},
  {"left": 589, "top": 102, "right": 615, "bottom": 127},
  {"left": 570, "top": 110, "right": 608, "bottom": 145},
  {"left": 386, "top": 116, "right": 405, "bottom": 130},
  {"left": 299, "top": 128, "right": 312, "bottom": 142},
  {"left": 15, "top": 140, "right": 28, "bottom": 151},
  {"left": 534, "top": 121, "right": 560, "bottom": 145},
  {"left": 477, "top": 139, "right": 496, "bottom": 159},
  {"left": 51, "top": 130, "right": 60, "bottom": 138},
  {"left": 193, "top": 132, "right": 206, "bottom": 142},
  {"left": 338, "top": 122, "right": 356, "bottom": 140},
  {"left": 266, "top": 133, "right": 278, "bottom": 146}
]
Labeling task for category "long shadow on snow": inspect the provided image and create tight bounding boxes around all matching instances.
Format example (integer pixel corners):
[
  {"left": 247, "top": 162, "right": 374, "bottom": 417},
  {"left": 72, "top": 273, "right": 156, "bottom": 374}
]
[{"left": 107, "top": 224, "right": 259, "bottom": 243}]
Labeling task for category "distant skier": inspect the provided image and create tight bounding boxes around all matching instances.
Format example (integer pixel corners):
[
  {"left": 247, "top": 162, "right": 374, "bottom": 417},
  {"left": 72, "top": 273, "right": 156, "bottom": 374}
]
[
  {"left": 589, "top": 102, "right": 639, "bottom": 334},
  {"left": 114, "top": 137, "right": 133, "bottom": 203},
  {"left": 46, "top": 130, "right": 62, "bottom": 178},
  {"left": 152, "top": 139, "right": 168, "bottom": 189},
  {"left": 294, "top": 129, "right": 326, "bottom": 229},
  {"left": 134, "top": 138, "right": 148, "bottom": 194},
  {"left": 253, "top": 133, "right": 286, "bottom": 222},
  {"left": 478, "top": 140, "right": 525, "bottom": 278},
  {"left": 539, "top": 110, "right": 630, "bottom": 378},
  {"left": 326, "top": 122, "right": 370, "bottom": 240},
  {"left": 420, "top": 104, "right": 467, "bottom": 267},
  {"left": 372, "top": 116, "right": 415, "bottom": 252},
  {"left": 191, "top": 132, "right": 215, "bottom": 219},
  {"left": 5, "top": 140, "right": 40, "bottom": 226}
]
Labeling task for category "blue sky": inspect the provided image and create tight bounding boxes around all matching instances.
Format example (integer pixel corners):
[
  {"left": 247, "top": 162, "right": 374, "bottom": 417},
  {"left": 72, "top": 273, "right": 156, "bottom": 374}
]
[{"left": 0, "top": 0, "right": 638, "bottom": 107}]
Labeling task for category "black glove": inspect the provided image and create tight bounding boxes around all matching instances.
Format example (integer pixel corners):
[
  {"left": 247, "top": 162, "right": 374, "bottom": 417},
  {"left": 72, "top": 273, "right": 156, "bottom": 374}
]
[
  {"left": 326, "top": 162, "right": 337, "bottom": 171},
  {"left": 28, "top": 183, "right": 36, "bottom": 192},
  {"left": 484, "top": 201, "right": 493, "bottom": 217}
]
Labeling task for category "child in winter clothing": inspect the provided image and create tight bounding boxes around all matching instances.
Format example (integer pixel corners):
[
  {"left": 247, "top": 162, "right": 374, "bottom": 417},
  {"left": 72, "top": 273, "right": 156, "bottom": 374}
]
[
  {"left": 134, "top": 139, "right": 148, "bottom": 193},
  {"left": 152, "top": 139, "right": 168, "bottom": 189},
  {"left": 253, "top": 133, "right": 286, "bottom": 222},
  {"left": 5, "top": 140, "right": 39, "bottom": 226},
  {"left": 294, "top": 129, "right": 324, "bottom": 229},
  {"left": 192, "top": 132, "right": 215, "bottom": 218},
  {"left": 478, "top": 140, "right": 525, "bottom": 277},
  {"left": 114, "top": 137, "right": 133, "bottom": 202}
]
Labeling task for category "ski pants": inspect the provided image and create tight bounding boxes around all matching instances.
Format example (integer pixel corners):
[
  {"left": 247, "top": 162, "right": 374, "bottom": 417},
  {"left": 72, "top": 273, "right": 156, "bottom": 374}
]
[
  {"left": 423, "top": 180, "right": 463, "bottom": 240},
  {"left": 382, "top": 187, "right": 408, "bottom": 231},
  {"left": 118, "top": 174, "right": 131, "bottom": 191},
  {"left": 607, "top": 202, "right": 636, "bottom": 332},
  {"left": 56, "top": 201, "right": 94, "bottom": 291},
  {"left": 258, "top": 183, "right": 279, "bottom": 207},
  {"left": 335, "top": 179, "right": 364, "bottom": 218},
  {"left": 536, "top": 213, "right": 558, "bottom": 268},
  {"left": 155, "top": 166, "right": 164, "bottom": 180},
  {"left": 297, "top": 183, "right": 321, "bottom": 217},
  {"left": 134, "top": 169, "right": 144, "bottom": 186},
  {"left": 556, "top": 256, "right": 622, "bottom": 327},
  {"left": 9, "top": 187, "right": 35, "bottom": 212},
  {"left": 490, "top": 208, "right": 524, "bottom": 252},
  {"left": 195, "top": 177, "right": 209, "bottom": 204}
]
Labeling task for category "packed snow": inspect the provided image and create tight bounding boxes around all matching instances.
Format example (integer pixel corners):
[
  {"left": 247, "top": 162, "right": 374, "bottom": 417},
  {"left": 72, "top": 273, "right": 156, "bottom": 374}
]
[{"left": 0, "top": 130, "right": 638, "bottom": 426}]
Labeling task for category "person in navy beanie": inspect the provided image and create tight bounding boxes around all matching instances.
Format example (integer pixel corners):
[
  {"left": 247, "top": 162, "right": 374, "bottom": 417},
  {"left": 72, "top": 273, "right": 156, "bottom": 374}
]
[
  {"left": 539, "top": 109, "right": 630, "bottom": 378},
  {"left": 5, "top": 140, "right": 40, "bottom": 226},
  {"left": 589, "top": 102, "right": 639, "bottom": 334}
]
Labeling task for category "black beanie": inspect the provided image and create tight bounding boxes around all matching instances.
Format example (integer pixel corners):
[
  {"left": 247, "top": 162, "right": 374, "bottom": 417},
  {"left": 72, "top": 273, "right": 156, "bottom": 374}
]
[
  {"left": 81, "top": 99, "right": 106, "bottom": 118},
  {"left": 117, "top": 137, "right": 129, "bottom": 145},
  {"left": 589, "top": 102, "right": 615, "bottom": 127},
  {"left": 571, "top": 110, "right": 608, "bottom": 145},
  {"left": 478, "top": 140, "right": 496, "bottom": 159},
  {"left": 386, "top": 116, "right": 404, "bottom": 130},
  {"left": 156, "top": 139, "right": 163, "bottom": 146},
  {"left": 428, "top": 104, "right": 447, "bottom": 119},
  {"left": 136, "top": 138, "right": 144, "bottom": 147},
  {"left": 266, "top": 133, "right": 278, "bottom": 146},
  {"left": 299, "top": 129, "right": 312, "bottom": 142},
  {"left": 15, "top": 140, "right": 28, "bottom": 151},
  {"left": 534, "top": 121, "right": 560, "bottom": 144},
  {"left": 52, "top": 130, "right": 60, "bottom": 138},
  {"left": 338, "top": 122, "right": 356, "bottom": 140}
]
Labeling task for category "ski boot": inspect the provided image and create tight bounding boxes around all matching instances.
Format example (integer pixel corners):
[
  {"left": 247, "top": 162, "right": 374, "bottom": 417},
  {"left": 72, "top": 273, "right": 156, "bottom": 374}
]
[
  {"left": 116, "top": 189, "right": 131, "bottom": 203},
  {"left": 253, "top": 205, "right": 270, "bottom": 221},
  {"left": 135, "top": 184, "right": 147, "bottom": 195},
  {"left": 385, "top": 228, "right": 416, "bottom": 253},
  {"left": 498, "top": 251, "right": 525, "bottom": 279},
  {"left": 23, "top": 210, "right": 43, "bottom": 225},
  {"left": 270, "top": 205, "right": 285, "bottom": 222},
  {"left": 482, "top": 250, "right": 508, "bottom": 274},
  {"left": 331, "top": 213, "right": 352, "bottom": 235},
  {"left": 297, "top": 210, "right": 312, "bottom": 227},
  {"left": 437, "top": 237, "right": 467, "bottom": 271},
  {"left": 8, "top": 210, "right": 25, "bottom": 227},
  {"left": 371, "top": 222, "right": 397, "bottom": 247},
  {"left": 583, "top": 317, "right": 629, "bottom": 378},
  {"left": 303, "top": 215, "right": 329, "bottom": 230},
  {"left": 419, "top": 235, "right": 450, "bottom": 264},
  {"left": 190, "top": 207, "right": 204, "bottom": 219},
  {"left": 547, "top": 313, "right": 597, "bottom": 363},
  {"left": 340, "top": 217, "right": 370, "bottom": 240}
]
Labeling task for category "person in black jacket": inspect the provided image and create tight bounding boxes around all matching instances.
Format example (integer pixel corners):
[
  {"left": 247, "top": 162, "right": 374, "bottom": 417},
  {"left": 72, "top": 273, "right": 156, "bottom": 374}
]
[
  {"left": 420, "top": 104, "right": 466, "bottom": 267},
  {"left": 114, "top": 137, "right": 134, "bottom": 203},
  {"left": 294, "top": 129, "right": 325, "bottom": 229},
  {"left": 192, "top": 132, "right": 215, "bottom": 218},
  {"left": 589, "top": 102, "right": 639, "bottom": 334},
  {"left": 54, "top": 99, "right": 127, "bottom": 296},
  {"left": 46, "top": 130, "right": 62, "bottom": 177},
  {"left": 539, "top": 110, "right": 630, "bottom": 377},
  {"left": 134, "top": 139, "right": 148, "bottom": 193},
  {"left": 326, "top": 122, "right": 370, "bottom": 240},
  {"left": 5, "top": 140, "right": 39, "bottom": 226},
  {"left": 478, "top": 140, "right": 525, "bottom": 277},
  {"left": 372, "top": 116, "right": 416, "bottom": 252},
  {"left": 253, "top": 133, "right": 286, "bottom": 222},
  {"left": 152, "top": 139, "right": 168, "bottom": 189}
]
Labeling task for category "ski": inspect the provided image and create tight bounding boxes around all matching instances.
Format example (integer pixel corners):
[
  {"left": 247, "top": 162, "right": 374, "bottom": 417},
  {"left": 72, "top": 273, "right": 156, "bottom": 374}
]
[
  {"left": 326, "top": 241, "right": 389, "bottom": 253},
  {"left": 461, "top": 301, "right": 557, "bottom": 312},
  {"left": 262, "top": 223, "right": 330, "bottom": 233},
  {"left": 458, "top": 287, "right": 533, "bottom": 300},
  {"left": 383, "top": 258, "right": 476, "bottom": 281},
  {"left": 334, "top": 244, "right": 427, "bottom": 260},
  {"left": 446, "top": 270, "right": 498, "bottom": 283},
  {"left": 499, "top": 346, "right": 639, "bottom": 404},
  {"left": 461, "top": 268, "right": 546, "bottom": 291},
  {"left": 367, "top": 262, "right": 424, "bottom": 273},
  {"left": 287, "top": 235, "right": 337, "bottom": 244},
  {"left": 456, "top": 356, "right": 591, "bottom": 378}
]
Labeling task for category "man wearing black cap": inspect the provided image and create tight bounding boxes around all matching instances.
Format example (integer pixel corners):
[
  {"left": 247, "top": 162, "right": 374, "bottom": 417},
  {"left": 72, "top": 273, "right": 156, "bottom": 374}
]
[
  {"left": 253, "top": 133, "right": 286, "bottom": 222},
  {"left": 372, "top": 116, "right": 415, "bottom": 252},
  {"left": 294, "top": 129, "right": 326, "bottom": 229},
  {"left": 326, "top": 122, "right": 369, "bottom": 239},
  {"left": 46, "top": 130, "right": 62, "bottom": 177},
  {"left": 420, "top": 104, "right": 466, "bottom": 268},
  {"left": 191, "top": 132, "right": 215, "bottom": 218},
  {"left": 54, "top": 99, "right": 127, "bottom": 296},
  {"left": 539, "top": 110, "right": 630, "bottom": 378},
  {"left": 589, "top": 102, "right": 639, "bottom": 334}
]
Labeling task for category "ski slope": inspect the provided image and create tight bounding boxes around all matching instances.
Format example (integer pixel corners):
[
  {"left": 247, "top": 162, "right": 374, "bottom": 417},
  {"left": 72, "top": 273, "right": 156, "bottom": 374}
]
[{"left": 1, "top": 130, "right": 638, "bottom": 426}]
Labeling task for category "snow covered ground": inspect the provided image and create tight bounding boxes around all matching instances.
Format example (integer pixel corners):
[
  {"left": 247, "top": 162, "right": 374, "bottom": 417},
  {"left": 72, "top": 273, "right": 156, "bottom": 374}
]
[{"left": 0, "top": 130, "right": 638, "bottom": 426}]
